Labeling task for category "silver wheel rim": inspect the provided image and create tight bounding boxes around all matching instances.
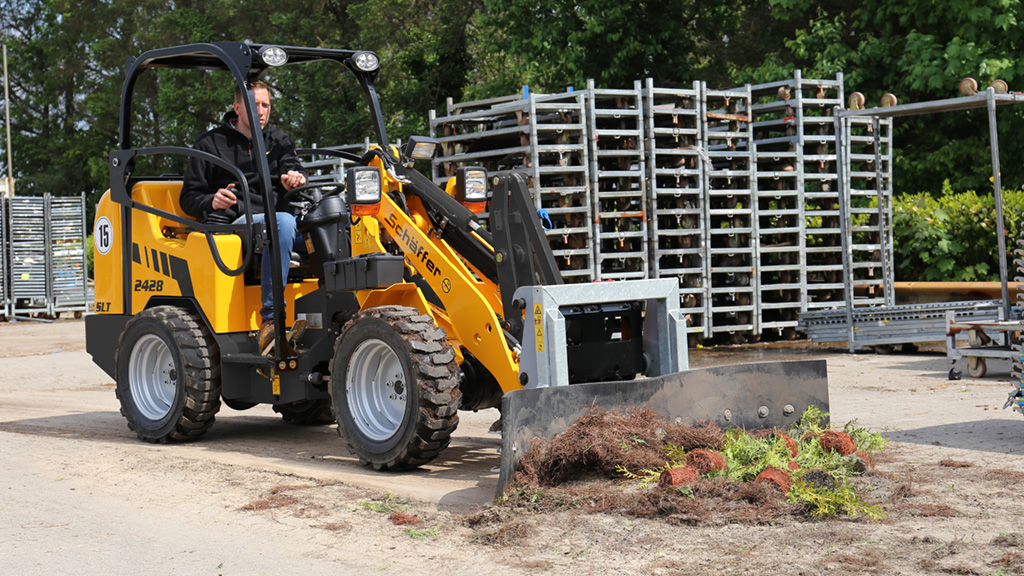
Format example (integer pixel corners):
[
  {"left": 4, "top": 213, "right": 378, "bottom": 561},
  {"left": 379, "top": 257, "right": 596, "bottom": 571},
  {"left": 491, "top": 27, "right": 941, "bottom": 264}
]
[
  {"left": 129, "top": 333, "right": 177, "bottom": 421},
  {"left": 346, "top": 338, "right": 407, "bottom": 442}
]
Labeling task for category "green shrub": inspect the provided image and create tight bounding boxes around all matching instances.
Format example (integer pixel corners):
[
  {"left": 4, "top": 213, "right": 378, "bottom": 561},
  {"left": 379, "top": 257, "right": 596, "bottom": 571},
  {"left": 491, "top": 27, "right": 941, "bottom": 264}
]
[
  {"left": 86, "top": 235, "right": 94, "bottom": 279},
  {"left": 893, "top": 181, "right": 1023, "bottom": 281}
]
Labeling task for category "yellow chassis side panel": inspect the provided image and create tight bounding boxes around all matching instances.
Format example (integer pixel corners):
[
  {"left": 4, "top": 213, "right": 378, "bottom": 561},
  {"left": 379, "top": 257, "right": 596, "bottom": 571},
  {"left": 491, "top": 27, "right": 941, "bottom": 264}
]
[{"left": 93, "top": 182, "right": 317, "bottom": 333}]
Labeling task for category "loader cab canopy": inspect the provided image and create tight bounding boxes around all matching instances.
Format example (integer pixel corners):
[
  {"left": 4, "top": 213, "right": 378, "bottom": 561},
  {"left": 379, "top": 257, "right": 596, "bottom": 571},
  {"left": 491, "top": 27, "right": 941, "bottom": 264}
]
[
  {"left": 117, "top": 42, "right": 387, "bottom": 155},
  {"left": 107, "top": 41, "right": 392, "bottom": 298}
]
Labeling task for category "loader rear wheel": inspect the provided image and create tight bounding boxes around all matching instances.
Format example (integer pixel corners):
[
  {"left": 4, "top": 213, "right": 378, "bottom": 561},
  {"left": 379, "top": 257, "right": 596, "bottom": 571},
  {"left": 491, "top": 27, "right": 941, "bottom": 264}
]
[
  {"left": 273, "top": 399, "right": 335, "bottom": 425},
  {"left": 114, "top": 306, "right": 221, "bottom": 442},
  {"left": 329, "top": 306, "right": 461, "bottom": 470}
]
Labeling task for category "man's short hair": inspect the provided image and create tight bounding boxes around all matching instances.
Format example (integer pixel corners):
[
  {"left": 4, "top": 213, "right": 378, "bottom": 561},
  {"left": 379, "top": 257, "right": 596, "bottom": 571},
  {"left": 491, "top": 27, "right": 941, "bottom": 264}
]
[{"left": 234, "top": 80, "right": 270, "bottom": 104}]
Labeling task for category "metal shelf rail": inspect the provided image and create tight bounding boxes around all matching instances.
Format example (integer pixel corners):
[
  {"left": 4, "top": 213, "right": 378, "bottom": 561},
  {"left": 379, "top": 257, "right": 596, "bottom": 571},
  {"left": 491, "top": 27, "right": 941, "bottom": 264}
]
[{"left": 799, "top": 299, "right": 1003, "bottom": 349}]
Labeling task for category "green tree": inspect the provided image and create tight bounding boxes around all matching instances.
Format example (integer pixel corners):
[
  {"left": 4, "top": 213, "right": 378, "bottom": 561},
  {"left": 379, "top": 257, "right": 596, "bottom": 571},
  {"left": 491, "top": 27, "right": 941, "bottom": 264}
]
[
  {"left": 470, "top": 0, "right": 774, "bottom": 94},
  {"left": 732, "top": 0, "right": 1024, "bottom": 195}
]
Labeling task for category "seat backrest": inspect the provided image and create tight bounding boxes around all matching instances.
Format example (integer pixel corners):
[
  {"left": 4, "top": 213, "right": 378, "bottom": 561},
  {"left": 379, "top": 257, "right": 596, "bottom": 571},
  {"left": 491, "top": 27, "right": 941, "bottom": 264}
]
[
  {"left": 131, "top": 180, "right": 191, "bottom": 216},
  {"left": 130, "top": 180, "right": 196, "bottom": 236}
]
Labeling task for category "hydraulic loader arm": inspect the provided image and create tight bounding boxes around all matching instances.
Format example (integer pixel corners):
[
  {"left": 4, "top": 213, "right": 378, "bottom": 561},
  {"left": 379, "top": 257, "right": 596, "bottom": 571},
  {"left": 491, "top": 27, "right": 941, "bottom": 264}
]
[{"left": 351, "top": 188, "right": 523, "bottom": 394}]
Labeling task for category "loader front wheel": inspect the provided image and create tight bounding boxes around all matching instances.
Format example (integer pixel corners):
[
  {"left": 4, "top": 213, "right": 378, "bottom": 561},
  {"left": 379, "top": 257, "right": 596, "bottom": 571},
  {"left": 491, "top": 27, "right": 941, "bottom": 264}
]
[
  {"left": 329, "top": 306, "right": 461, "bottom": 470},
  {"left": 114, "top": 306, "right": 221, "bottom": 442}
]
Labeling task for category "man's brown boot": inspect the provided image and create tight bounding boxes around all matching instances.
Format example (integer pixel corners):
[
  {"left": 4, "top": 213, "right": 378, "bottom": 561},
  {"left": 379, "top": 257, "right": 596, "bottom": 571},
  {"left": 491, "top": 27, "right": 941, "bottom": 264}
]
[{"left": 259, "top": 320, "right": 275, "bottom": 353}]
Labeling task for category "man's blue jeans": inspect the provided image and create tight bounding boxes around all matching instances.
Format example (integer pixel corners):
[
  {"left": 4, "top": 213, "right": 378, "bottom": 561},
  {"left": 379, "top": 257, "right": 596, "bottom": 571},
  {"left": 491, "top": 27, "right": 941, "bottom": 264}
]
[{"left": 235, "top": 212, "right": 302, "bottom": 321}]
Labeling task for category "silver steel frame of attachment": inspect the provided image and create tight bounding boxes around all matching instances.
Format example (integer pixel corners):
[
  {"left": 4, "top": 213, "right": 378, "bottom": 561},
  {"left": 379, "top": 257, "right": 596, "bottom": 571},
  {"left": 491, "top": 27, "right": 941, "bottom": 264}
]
[{"left": 515, "top": 278, "right": 688, "bottom": 388}]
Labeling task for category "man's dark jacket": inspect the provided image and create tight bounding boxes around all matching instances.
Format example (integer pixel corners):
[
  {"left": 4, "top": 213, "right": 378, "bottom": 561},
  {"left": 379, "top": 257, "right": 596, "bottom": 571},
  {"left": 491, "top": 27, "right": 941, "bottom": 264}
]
[{"left": 180, "top": 111, "right": 305, "bottom": 221}]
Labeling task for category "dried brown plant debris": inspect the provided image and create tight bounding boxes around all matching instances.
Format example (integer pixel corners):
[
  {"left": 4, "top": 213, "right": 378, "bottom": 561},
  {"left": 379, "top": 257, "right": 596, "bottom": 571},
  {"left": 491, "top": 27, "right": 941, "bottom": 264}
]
[
  {"left": 465, "top": 508, "right": 532, "bottom": 546},
  {"left": 269, "top": 483, "right": 318, "bottom": 493},
  {"left": 241, "top": 493, "right": 299, "bottom": 511},
  {"left": 820, "top": 548, "right": 888, "bottom": 574},
  {"left": 899, "top": 503, "right": 961, "bottom": 517},
  {"left": 887, "top": 481, "right": 914, "bottom": 504},
  {"left": 929, "top": 536, "right": 968, "bottom": 559},
  {"left": 475, "top": 520, "right": 532, "bottom": 546},
  {"left": 990, "top": 551, "right": 1024, "bottom": 568},
  {"left": 992, "top": 532, "right": 1024, "bottom": 548},
  {"left": 668, "top": 422, "right": 727, "bottom": 451},
  {"left": 938, "top": 458, "right": 972, "bottom": 468},
  {"left": 319, "top": 523, "right": 349, "bottom": 532},
  {"left": 514, "top": 407, "right": 724, "bottom": 486},
  {"left": 983, "top": 468, "right": 1024, "bottom": 482},
  {"left": 389, "top": 512, "right": 422, "bottom": 525}
]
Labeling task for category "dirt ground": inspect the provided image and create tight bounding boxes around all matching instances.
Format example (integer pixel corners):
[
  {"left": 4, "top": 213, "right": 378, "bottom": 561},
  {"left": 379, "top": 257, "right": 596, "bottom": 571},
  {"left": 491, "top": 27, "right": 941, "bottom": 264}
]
[{"left": 2, "top": 319, "right": 1023, "bottom": 575}]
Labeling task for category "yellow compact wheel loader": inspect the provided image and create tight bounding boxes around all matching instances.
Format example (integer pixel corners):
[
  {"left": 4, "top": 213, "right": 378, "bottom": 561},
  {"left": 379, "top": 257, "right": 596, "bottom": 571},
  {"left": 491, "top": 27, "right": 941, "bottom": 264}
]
[{"left": 86, "top": 42, "right": 829, "bottom": 488}]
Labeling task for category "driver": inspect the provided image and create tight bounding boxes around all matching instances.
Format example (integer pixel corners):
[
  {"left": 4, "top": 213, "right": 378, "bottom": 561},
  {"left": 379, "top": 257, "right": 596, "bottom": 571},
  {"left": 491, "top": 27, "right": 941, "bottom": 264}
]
[{"left": 180, "top": 80, "right": 307, "bottom": 352}]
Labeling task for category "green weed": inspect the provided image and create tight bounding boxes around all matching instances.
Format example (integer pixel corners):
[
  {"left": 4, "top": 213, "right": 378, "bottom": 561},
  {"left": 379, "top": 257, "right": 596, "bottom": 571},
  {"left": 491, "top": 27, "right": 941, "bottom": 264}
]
[
  {"left": 404, "top": 526, "right": 440, "bottom": 540},
  {"left": 360, "top": 491, "right": 406, "bottom": 514}
]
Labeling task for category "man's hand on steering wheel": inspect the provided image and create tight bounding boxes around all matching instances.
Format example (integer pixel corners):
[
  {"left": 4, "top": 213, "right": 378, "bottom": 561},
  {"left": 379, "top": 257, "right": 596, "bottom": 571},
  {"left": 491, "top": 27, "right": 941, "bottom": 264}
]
[{"left": 282, "top": 170, "right": 306, "bottom": 191}]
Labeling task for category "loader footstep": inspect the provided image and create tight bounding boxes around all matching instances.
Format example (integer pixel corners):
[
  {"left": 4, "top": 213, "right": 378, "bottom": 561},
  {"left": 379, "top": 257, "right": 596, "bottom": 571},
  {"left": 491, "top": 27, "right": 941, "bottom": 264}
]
[
  {"left": 289, "top": 319, "right": 308, "bottom": 347},
  {"left": 260, "top": 319, "right": 308, "bottom": 356}
]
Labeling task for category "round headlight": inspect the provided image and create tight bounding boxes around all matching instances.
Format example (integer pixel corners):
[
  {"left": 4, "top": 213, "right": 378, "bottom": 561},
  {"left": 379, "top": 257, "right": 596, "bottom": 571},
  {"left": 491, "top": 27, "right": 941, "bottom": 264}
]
[
  {"left": 259, "top": 46, "right": 288, "bottom": 67},
  {"left": 353, "top": 51, "right": 380, "bottom": 72}
]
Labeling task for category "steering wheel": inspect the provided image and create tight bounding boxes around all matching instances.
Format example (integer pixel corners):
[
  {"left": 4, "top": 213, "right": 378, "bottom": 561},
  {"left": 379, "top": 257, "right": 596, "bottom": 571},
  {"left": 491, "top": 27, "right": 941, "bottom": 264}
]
[{"left": 282, "top": 181, "right": 345, "bottom": 204}]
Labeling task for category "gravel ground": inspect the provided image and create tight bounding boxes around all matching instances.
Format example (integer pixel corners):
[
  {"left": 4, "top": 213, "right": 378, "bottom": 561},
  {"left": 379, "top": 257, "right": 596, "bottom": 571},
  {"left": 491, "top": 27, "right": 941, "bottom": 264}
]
[{"left": 1, "top": 318, "right": 1022, "bottom": 575}]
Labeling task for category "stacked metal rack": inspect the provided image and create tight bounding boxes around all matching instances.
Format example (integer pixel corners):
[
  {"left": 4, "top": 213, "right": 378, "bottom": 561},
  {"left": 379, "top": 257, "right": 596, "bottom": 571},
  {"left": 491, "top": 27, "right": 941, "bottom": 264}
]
[
  {"left": 586, "top": 80, "right": 648, "bottom": 280},
  {"left": 430, "top": 90, "right": 593, "bottom": 281},
  {"left": 0, "top": 197, "right": 7, "bottom": 319},
  {"left": 1, "top": 194, "right": 90, "bottom": 320},
  {"left": 702, "top": 83, "right": 758, "bottom": 343},
  {"left": 840, "top": 114, "right": 895, "bottom": 307},
  {"left": 1011, "top": 237, "right": 1024, "bottom": 413},
  {"left": 299, "top": 141, "right": 369, "bottom": 185},
  {"left": 48, "top": 195, "right": 90, "bottom": 315},
  {"left": 423, "top": 72, "right": 902, "bottom": 344},
  {"left": 744, "top": 73, "right": 841, "bottom": 338},
  {"left": 9, "top": 196, "right": 49, "bottom": 316},
  {"left": 643, "top": 79, "right": 707, "bottom": 335},
  {"left": 796, "top": 77, "right": 847, "bottom": 310}
]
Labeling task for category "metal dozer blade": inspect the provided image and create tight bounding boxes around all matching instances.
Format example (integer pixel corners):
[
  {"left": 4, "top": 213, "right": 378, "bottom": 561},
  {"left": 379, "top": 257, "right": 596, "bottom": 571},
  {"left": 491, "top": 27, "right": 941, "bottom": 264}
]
[{"left": 496, "top": 279, "right": 829, "bottom": 494}]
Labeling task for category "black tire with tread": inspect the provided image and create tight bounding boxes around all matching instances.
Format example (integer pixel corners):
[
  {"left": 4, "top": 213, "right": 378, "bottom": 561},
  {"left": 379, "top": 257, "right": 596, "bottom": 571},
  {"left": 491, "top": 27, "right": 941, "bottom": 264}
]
[
  {"left": 114, "top": 306, "right": 221, "bottom": 442},
  {"left": 329, "top": 305, "right": 461, "bottom": 470}
]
